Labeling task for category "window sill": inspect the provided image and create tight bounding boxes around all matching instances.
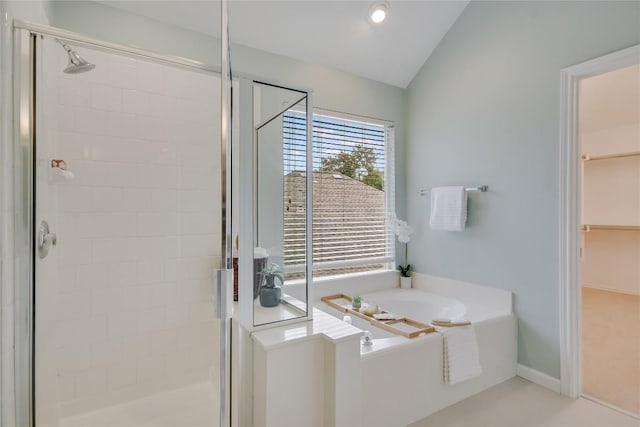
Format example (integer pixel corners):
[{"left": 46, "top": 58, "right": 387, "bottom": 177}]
[{"left": 284, "top": 268, "right": 398, "bottom": 288}]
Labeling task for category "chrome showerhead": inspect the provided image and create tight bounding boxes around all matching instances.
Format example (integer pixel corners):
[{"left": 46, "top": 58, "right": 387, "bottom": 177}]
[
  {"left": 57, "top": 40, "right": 95, "bottom": 74},
  {"left": 64, "top": 50, "right": 95, "bottom": 74}
]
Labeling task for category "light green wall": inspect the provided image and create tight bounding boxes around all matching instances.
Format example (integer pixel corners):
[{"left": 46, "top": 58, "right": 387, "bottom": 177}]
[
  {"left": 406, "top": 1, "right": 640, "bottom": 378},
  {"left": 48, "top": 1, "right": 407, "bottom": 224},
  {"left": 49, "top": 1, "right": 222, "bottom": 65}
]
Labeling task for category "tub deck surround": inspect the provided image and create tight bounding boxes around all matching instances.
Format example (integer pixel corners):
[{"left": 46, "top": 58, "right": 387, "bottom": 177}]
[
  {"left": 252, "top": 294, "right": 308, "bottom": 326},
  {"left": 252, "top": 278, "right": 516, "bottom": 427},
  {"left": 251, "top": 308, "right": 363, "bottom": 427},
  {"left": 251, "top": 308, "right": 363, "bottom": 351}
]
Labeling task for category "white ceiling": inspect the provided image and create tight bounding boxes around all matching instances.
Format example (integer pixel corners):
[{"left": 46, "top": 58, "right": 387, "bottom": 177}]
[{"left": 98, "top": 1, "right": 469, "bottom": 88}]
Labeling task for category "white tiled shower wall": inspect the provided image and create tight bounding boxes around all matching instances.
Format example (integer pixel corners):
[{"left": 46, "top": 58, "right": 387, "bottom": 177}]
[{"left": 35, "top": 39, "right": 222, "bottom": 422}]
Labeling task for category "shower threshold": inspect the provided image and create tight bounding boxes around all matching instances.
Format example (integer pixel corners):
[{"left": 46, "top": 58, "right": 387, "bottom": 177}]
[{"left": 59, "top": 381, "right": 218, "bottom": 427}]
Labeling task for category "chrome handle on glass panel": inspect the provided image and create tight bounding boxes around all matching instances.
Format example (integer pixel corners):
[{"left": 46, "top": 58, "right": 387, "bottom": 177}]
[
  {"left": 215, "top": 269, "right": 233, "bottom": 321},
  {"left": 37, "top": 220, "right": 57, "bottom": 259}
]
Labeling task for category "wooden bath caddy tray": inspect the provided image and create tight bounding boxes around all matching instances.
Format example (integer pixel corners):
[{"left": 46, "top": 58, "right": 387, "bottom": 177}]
[{"left": 321, "top": 294, "right": 435, "bottom": 339}]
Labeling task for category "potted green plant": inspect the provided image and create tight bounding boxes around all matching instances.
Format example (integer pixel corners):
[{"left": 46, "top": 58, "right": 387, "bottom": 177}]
[
  {"left": 352, "top": 295, "right": 362, "bottom": 310},
  {"left": 259, "top": 263, "right": 284, "bottom": 307},
  {"left": 398, "top": 264, "right": 412, "bottom": 279}
]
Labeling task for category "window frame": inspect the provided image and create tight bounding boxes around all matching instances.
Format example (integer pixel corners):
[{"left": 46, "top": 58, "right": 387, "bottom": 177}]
[{"left": 283, "top": 107, "right": 396, "bottom": 278}]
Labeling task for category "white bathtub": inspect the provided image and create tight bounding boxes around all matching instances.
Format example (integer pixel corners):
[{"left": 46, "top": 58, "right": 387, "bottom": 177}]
[{"left": 317, "top": 287, "right": 517, "bottom": 426}]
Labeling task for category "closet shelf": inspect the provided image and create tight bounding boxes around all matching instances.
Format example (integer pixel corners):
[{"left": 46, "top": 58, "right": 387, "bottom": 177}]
[
  {"left": 582, "top": 151, "right": 640, "bottom": 161},
  {"left": 582, "top": 224, "right": 640, "bottom": 232}
]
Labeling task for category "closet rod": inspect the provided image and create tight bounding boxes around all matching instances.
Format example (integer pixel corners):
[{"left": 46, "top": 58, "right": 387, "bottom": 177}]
[
  {"left": 582, "top": 224, "right": 640, "bottom": 232},
  {"left": 582, "top": 151, "right": 640, "bottom": 161}
]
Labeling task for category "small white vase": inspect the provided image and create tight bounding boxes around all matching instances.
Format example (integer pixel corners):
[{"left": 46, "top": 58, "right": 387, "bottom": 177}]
[{"left": 400, "top": 276, "right": 412, "bottom": 289}]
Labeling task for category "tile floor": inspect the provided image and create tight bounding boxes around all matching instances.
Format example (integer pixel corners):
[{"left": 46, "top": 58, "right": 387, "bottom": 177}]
[
  {"left": 582, "top": 287, "right": 640, "bottom": 416},
  {"left": 410, "top": 377, "right": 639, "bottom": 427}
]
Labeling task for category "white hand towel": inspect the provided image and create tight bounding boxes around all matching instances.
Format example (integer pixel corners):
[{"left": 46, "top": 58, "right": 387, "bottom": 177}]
[
  {"left": 440, "top": 325, "right": 482, "bottom": 385},
  {"left": 429, "top": 186, "right": 467, "bottom": 231}
]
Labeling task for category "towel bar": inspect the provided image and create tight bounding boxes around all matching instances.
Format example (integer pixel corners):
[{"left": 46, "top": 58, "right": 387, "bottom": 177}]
[{"left": 418, "top": 185, "right": 488, "bottom": 196}]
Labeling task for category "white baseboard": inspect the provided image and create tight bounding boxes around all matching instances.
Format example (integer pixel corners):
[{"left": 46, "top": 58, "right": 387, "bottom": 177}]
[{"left": 517, "top": 364, "right": 561, "bottom": 393}]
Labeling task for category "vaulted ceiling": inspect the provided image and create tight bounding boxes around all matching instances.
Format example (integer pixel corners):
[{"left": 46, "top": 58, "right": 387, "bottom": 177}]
[{"left": 98, "top": 1, "right": 469, "bottom": 88}]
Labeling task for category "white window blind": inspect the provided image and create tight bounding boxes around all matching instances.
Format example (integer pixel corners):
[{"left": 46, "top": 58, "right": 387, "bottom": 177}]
[{"left": 283, "top": 111, "right": 395, "bottom": 278}]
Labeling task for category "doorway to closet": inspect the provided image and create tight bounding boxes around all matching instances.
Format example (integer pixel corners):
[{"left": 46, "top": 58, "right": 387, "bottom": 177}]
[{"left": 579, "top": 64, "right": 640, "bottom": 417}]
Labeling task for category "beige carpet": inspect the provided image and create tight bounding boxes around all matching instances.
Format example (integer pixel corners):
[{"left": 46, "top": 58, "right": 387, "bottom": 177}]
[{"left": 582, "top": 287, "right": 640, "bottom": 416}]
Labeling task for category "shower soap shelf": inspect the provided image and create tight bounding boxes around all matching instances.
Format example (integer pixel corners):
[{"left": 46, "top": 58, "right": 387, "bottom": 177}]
[
  {"left": 50, "top": 167, "right": 75, "bottom": 181},
  {"left": 48, "top": 159, "right": 74, "bottom": 182},
  {"left": 321, "top": 293, "right": 435, "bottom": 339}
]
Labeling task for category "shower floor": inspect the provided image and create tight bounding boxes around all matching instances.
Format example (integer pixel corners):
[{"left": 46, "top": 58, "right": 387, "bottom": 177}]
[{"left": 60, "top": 382, "right": 218, "bottom": 427}]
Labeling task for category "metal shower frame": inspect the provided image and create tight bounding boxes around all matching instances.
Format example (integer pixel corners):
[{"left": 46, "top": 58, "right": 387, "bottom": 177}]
[
  {"left": 11, "top": 19, "right": 233, "bottom": 427},
  {"left": 11, "top": 14, "right": 315, "bottom": 426}
]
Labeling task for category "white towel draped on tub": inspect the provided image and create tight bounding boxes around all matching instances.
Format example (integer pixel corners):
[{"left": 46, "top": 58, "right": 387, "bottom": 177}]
[
  {"left": 440, "top": 325, "right": 482, "bottom": 385},
  {"left": 429, "top": 186, "right": 467, "bottom": 231}
]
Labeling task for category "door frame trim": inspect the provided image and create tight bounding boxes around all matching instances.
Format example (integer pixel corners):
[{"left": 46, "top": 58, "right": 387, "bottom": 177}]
[{"left": 558, "top": 44, "right": 640, "bottom": 398}]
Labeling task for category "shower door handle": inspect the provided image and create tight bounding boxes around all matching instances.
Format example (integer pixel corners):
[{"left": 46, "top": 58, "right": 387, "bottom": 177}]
[
  {"left": 215, "top": 268, "right": 233, "bottom": 320},
  {"left": 37, "top": 220, "right": 57, "bottom": 259}
]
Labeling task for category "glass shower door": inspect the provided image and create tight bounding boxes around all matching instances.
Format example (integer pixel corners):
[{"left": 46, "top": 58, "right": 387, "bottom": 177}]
[{"left": 31, "top": 34, "right": 228, "bottom": 427}]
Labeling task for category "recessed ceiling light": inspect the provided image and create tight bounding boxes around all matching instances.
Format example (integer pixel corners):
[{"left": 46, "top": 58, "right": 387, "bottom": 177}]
[{"left": 369, "top": 2, "right": 389, "bottom": 24}]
